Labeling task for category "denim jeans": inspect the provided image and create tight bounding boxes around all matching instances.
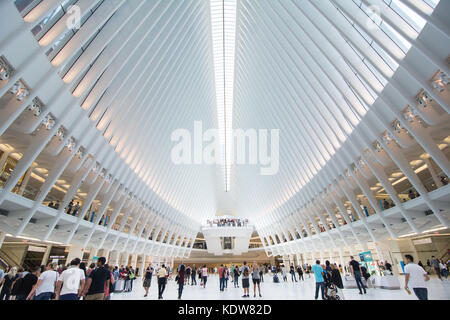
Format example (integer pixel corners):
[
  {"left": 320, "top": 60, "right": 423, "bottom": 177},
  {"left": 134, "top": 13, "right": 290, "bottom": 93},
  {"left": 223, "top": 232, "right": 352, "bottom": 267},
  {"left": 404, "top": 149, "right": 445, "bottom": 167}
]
[
  {"left": 234, "top": 276, "right": 239, "bottom": 287},
  {"left": 219, "top": 278, "right": 225, "bottom": 291},
  {"left": 315, "top": 282, "right": 325, "bottom": 300},
  {"left": 59, "top": 293, "right": 79, "bottom": 300},
  {"left": 291, "top": 272, "right": 297, "bottom": 282},
  {"left": 413, "top": 288, "right": 428, "bottom": 300},
  {"left": 34, "top": 292, "right": 53, "bottom": 300},
  {"left": 158, "top": 277, "right": 166, "bottom": 298},
  {"left": 15, "top": 294, "right": 27, "bottom": 300},
  {"left": 354, "top": 271, "right": 366, "bottom": 293}
]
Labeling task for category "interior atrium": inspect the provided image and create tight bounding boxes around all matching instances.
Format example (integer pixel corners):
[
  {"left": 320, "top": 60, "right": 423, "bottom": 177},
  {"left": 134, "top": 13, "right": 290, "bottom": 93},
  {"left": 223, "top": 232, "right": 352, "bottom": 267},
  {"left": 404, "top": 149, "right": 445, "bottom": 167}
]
[{"left": 0, "top": 0, "right": 449, "bottom": 303}]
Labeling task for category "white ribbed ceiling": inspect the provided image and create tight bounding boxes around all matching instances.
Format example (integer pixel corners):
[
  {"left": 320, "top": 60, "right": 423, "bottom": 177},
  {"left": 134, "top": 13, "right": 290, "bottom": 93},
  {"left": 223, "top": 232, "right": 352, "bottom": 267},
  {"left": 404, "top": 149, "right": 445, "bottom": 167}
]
[{"left": 7, "top": 0, "right": 443, "bottom": 228}]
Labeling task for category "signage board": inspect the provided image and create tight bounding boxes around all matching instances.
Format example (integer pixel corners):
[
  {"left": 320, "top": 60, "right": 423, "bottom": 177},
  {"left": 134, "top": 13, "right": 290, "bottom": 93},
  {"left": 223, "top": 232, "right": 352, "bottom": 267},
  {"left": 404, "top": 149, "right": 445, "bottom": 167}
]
[
  {"left": 413, "top": 238, "right": 432, "bottom": 245},
  {"left": 359, "top": 251, "right": 373, "bottom": 262}
]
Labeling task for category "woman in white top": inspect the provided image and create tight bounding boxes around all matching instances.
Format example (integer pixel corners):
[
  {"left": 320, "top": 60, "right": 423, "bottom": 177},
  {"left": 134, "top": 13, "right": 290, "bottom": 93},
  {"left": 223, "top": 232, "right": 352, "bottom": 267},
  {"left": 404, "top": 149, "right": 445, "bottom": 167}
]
[
  {"left": 281, "top": 266, "right": 287, "bottom": 282},
  {"left": 201, "top": 265, "right": 208, "bottom": 288}
]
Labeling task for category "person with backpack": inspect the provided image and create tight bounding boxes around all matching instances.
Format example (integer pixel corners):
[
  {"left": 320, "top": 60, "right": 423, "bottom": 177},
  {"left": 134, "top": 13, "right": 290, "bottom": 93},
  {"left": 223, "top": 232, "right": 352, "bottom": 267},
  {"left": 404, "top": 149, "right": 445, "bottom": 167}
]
[
  {"left": 349, "top": 256, "right": 367, "bottom": 295},
  {"left": 128, "top": 267, "right": 136, "bottom": 292},
  {"left": 240, "top": 261, "right": 250, "bottom": 298},
  {"left": 218, "top": 264, "right": 226, "bottom": 291},
  {"left": 233, "top": 265, "right": 240, "bottom": 288}
]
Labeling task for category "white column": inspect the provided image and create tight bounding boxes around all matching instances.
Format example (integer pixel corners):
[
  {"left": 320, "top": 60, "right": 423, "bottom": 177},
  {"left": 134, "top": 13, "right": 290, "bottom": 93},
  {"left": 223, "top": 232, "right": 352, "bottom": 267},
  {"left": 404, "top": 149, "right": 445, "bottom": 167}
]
[
  {"left": 41, "top": 244, "right": 52, "bottom": 265},
  {"left": 130, "top": 254, "right": 137, "bottom": 269},
  {"left": 425, "top": 158, "right": 443, "bottom": 188},
  {"left": 65, "top": 245, "right": 84, "bottom": 264},
  {"left": 0, "top": 231, "right": 6, "bottom": 249}
]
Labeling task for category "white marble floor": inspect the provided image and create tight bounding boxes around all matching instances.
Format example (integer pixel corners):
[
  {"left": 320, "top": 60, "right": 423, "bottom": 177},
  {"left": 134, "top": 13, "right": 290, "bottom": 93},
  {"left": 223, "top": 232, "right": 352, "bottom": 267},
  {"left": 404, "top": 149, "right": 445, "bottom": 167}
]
[{"left": 110, "top": 274, "right": 450, "bottom": 300}]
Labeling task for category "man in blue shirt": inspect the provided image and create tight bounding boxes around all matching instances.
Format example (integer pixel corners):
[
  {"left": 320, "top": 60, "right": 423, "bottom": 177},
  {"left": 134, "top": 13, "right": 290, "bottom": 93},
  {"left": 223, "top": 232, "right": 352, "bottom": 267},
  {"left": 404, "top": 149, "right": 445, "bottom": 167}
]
[{"left": 312, "top": 260, "right": 326, "bottom": 300}]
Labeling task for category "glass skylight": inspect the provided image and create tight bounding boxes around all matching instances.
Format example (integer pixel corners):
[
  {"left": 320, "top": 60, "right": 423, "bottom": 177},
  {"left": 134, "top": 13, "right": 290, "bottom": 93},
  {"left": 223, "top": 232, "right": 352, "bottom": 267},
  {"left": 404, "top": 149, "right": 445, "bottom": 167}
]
[{"left": 210, "top": 0, "right": 237, "bottom": 192}]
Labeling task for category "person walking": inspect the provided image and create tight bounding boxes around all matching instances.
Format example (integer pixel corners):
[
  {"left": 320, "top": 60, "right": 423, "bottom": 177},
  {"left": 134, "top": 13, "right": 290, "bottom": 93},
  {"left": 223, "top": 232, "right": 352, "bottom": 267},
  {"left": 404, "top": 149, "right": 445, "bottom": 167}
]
[
  {"left": 240, "top": 261, "right": 250, "bottom": 298},
  {"left": 251, "top": 263, "right": 262, "bottom": 298},
  {"left": 404, "top": 255, "right": 429, "bottom": 300},
  {"left": 224, "top": 266, "right": 229, "bottom": 289},
  {"left": 439, "top": 260, "right": 448, "bottom": 280},
  {"left": 16, "top": 266, "right": 40, "bottom": 300},
  {"left": 349, "top": 256, "right": 367, "bottom": 294},
  {"left": 143, "top": 263, "right": 153, "bottom": 297},
  {"left": 312, "top": 260, "right": 326, "bottom": 300},
  {"left": 330, "top": 264, "right": 344, "bottom": 299},
  {"left": 82, "top": 257, "right": 111, "bottom": 300},
  {"left": 297, "top": 265, "right": 304, "bottom": 281},
  {"left": 0, "top": 267, "right": 18, "bottom": 300},
  {"left": 233, "top": 265, "right": 240, "bottom": 288},
  {"left": 259, "top": 266, "right": 264, "bottom": 282},
  {"left": 157, "top": 264, "right": 167, "bottom": 299},
  {"left": 201, "top": 265, "right": 208, "bottom": 288},
  {"left": 219, "top": 264, "right": 225, "bottom": 292},
  {"left": 191, "top": 264, "right": 197, "bottom": 285},
  {"left": 28, "top": 262, "right": 58, "bottom": 300},
  {"left": 281, "top": 266, "right": 287, "bottom": 282},
  {"left": 185, "top": 265, "right": 191, "bottom": 285},
  {"left": 430, "top": 256, "right": 442, "bottom": 280},
  {"left": 290, "top": 265, "right": 297, "bottom": 282},
  {"left": 177, "top": 264, "right": 186, "bottom": 299},
  {"left": 55, "top": 258, "right": 85, "bottom": 300}
]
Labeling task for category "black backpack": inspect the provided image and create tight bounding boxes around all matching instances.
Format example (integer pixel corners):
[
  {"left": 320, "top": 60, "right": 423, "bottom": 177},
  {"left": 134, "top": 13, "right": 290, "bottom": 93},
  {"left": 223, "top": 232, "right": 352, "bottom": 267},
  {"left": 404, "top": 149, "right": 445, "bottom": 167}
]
[{"left": 243, "top": 266, "right": 249, "bottom": 277}]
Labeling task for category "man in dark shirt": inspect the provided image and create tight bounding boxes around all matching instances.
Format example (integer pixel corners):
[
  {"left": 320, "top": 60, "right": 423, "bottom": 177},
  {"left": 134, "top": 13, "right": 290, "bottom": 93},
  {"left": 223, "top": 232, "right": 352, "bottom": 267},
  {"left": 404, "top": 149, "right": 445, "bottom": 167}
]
[
  {"left": 16, "top": 266, "right": 40, "bottom": 300},
  {"left": 349, "top": 256, "right": 366, "bottom": 294},
  {"left": 82, "top": 257, "right": 110, "bottom": 300}
]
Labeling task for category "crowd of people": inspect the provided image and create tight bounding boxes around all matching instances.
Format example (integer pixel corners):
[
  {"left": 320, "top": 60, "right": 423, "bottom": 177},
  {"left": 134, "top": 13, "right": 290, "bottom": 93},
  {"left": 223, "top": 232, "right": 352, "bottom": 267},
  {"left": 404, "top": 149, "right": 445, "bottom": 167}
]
[
  {"left": 206, "top": 218, "right": 249, "bottom": 227},
  {"left": 0, "top": 253, "right": 447, "bottom": 301}
]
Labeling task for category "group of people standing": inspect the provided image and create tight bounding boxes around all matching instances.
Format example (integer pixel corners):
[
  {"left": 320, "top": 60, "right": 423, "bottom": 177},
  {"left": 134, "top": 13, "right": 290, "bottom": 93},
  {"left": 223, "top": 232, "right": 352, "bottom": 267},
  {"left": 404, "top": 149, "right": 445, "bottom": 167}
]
[{"left": 0, "top": 257, "right": 115, "bottom": 300}]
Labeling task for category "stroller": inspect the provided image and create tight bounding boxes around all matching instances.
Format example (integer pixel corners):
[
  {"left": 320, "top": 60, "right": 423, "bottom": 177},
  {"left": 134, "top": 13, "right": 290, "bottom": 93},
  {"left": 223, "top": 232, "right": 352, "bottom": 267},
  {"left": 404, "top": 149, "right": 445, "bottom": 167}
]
[
  {"left": 325, "top": 282, "right": 341, "bottom": 300},
  {"left": 273, "top": 273, "right": 280, "bottom": 283}
]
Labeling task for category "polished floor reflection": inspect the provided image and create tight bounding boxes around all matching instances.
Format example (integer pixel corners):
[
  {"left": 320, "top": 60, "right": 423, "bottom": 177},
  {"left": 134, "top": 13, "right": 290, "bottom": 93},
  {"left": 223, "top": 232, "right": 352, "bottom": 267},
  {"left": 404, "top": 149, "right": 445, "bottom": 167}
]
[{"left": 110, "top": 274, "right": 450, "bottom": 300}]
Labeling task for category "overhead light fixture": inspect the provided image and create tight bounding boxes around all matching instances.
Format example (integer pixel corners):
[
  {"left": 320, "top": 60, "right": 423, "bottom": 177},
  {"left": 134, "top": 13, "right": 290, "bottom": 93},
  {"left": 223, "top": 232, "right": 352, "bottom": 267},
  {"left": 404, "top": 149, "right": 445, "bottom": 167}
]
[
  {"left": 210, "top": 0, "right": 237, "bottom": 192},
  {"left": 422, "top": 226, "right": 447, "bottom": 233}
]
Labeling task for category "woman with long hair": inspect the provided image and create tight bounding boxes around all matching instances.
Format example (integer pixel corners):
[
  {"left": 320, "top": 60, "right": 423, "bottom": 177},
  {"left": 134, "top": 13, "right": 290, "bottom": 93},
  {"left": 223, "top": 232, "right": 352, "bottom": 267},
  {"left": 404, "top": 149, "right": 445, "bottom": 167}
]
[
  {"left": 0, "top": 266, "right": 17, "bottom": 300},
  {"left": 251, "top": 263, "right": 262, "bottom": 298},
  {"left": 177, "top": 264, "right": 186, "bottom": 299}
]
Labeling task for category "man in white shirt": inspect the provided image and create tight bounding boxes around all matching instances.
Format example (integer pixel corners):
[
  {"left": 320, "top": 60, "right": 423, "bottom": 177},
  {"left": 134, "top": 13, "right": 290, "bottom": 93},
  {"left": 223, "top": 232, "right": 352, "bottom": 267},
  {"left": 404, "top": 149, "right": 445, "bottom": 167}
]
[
  {"left": 404, "top": 254, "right": 430, "bottom": 300},
  {"left": 28, "top": 263, "right": 58, "bottom": 300},
  {"left": 55, "top": 258, "right": 86, "bottom": 300}
]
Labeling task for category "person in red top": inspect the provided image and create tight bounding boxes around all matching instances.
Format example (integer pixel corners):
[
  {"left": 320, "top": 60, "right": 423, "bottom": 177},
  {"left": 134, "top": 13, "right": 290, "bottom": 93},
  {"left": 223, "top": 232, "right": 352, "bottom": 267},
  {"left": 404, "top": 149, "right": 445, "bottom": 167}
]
[{"left": 219, "top": 264, "right": 225, "bottom": 292}]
